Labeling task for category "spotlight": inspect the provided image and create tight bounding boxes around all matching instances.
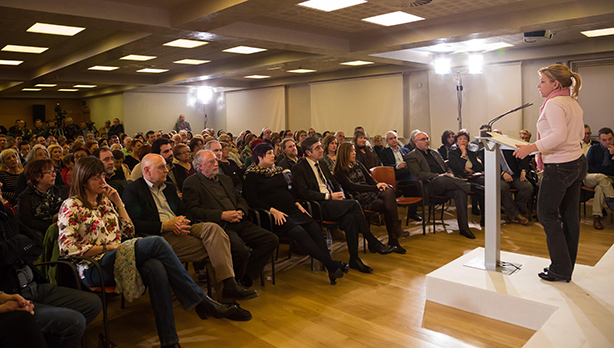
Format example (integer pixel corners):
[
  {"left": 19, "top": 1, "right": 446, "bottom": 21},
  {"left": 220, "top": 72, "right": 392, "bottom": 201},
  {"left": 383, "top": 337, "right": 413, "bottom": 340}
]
[
  {"left": 433, "top": 58, "right": 451, "bottom": 75},
  {"left": 468, "top": 54, "right": 483, "bottom": 74},
  {"left": 196, "top": 87, "right": 213, "bottom": 104}
]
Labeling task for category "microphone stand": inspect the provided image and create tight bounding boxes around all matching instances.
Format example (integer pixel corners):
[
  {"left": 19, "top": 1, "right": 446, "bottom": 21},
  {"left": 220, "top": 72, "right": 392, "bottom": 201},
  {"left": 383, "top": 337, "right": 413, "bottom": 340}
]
[{"left": 481, "top": 103, "right": 533, "bottom": 137}]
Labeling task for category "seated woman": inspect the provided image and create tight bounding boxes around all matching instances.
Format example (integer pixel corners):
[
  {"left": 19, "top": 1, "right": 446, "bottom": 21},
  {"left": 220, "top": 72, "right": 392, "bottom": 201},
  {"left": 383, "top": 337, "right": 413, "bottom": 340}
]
[
  {"left": 58, "top": 157, "right": 250, "bottom": 348},
  {"left": 124, "top": 139, "right": 142, "bottom": 171},
  {"left": 17, "top": 159, "right": 69, "bottom": 236},
  {"left": 321, "top": 134, "right": 338, "bottom": 174},
  {"left": 47, "top": 144, "right": 64, "bottom": 173},
  {"left": 0, "top": 149, "right": 24, "bottom": 206},
  {"left": 334, "top": 143, "right": 407, "bottom": 253},
  {"left": 61, "top": 153, "right": 75, "bottom": 186},
  {"left": 243, "top": 143, "right": 348, "bottom": 285},
  {"left": 438, "top": 130, "right": 455, "bottom": 161},
  {"left": 372, "top": 134, "right": 384, "bottom": 156},
  {"left": 353, "top": 130, "right": 382, "bottom": 170},
  {"left": 171, "top": 143, "right": 195, "bottom": 192},
  {"left": 294, "top": 130, "right": 307, "bottom": 157},
  {"left": 219, "top": 142, "right": 242, "bottom": 180},
  {"left": 448, "top": 130, "right": 485, "bottom": 224}
]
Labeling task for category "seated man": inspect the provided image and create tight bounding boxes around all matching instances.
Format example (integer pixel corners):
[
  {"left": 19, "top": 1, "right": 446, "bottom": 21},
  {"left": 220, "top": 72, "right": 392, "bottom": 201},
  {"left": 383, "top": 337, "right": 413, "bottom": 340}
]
[
  {"left": 123, "top": 154, "right": 256, "bottom": 302},
  {"left": 94, "top": 148, "right": 128, "bottom": 197},
  {"left": 183, "top": 150, "right": 279, "bottom": 287},
  {"left": 584, "top": 127, "right": 614, "bottom": 230},
  {"left": 406, "top": 130, "right": 482, "bottom": 239},
  {"left": 500, "top": 149, "right": 533, "bottom": 225},
  {"left": 291, "top": 137, "right": 395, "bottom": 274},
  {"left": 205, "top": 140, "right": 242, "bottom": 190},
  {"left": 0, "top": 187, "right": 101, "bottom": 348},
  {"left": 276, "top": 138, "right": 300, "bottom": 170},
  {"left": 581, "top": 124, "right": 599, "bottom": 156}
]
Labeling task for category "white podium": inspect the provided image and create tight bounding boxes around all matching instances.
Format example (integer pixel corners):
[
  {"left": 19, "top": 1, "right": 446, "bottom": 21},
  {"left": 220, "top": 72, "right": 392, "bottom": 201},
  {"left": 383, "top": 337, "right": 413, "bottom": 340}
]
[{"left": 464, "top": 132, "right": 528, "bottom": 274}]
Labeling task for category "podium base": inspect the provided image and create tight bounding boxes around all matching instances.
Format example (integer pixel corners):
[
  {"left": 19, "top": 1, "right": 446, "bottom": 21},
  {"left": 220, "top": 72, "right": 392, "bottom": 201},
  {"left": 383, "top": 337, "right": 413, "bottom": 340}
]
[{"left": 464, "top": 256, "right": 522, "bottom": 275}]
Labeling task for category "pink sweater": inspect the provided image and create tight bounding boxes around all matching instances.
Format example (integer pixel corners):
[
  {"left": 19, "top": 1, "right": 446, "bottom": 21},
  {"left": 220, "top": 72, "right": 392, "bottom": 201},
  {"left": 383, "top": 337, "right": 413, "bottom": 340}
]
[{"left": 535, "top": 96, "right": 584, "bottom": 164}]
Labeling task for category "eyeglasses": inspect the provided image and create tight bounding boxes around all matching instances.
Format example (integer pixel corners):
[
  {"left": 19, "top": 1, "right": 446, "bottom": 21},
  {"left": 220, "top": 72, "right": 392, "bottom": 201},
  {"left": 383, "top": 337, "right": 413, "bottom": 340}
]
[
  {"left": 416, "top": 137, "right": 428, "bottom": 142},
  {"left": 41, "top": 170, "right": 55, "bottom": 176}
]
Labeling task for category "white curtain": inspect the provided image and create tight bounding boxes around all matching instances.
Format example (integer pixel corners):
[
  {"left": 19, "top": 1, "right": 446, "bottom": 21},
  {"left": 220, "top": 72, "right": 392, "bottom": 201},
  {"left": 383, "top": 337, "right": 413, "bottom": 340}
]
[{"left": 225, "top": 86, "right": 285, "bottom": 135}]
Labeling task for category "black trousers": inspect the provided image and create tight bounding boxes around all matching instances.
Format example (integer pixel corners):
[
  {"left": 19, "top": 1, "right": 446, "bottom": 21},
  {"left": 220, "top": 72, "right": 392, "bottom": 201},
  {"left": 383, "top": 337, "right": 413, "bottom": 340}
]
[
  {"left": 431, "top": 176, "right": 470, "bottom": 230},
  {"left": 225, "top": 219, "right": 279, "bottom": 281}
]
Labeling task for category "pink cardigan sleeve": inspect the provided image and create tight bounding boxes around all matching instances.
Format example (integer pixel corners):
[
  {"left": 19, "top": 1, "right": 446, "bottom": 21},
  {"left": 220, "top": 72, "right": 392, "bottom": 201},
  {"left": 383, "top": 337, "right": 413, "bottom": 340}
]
[{"left": 535, "top": 101, "right": 567, "bottom": 152}]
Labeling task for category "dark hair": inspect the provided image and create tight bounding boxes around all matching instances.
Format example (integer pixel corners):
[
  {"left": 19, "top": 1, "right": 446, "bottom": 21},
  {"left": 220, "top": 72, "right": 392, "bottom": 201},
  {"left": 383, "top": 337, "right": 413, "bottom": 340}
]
[
  {"left": 18, "top": 141, "right": 30, "bottom": 149},
  {"left": 137, "top": 144, "right": 152, "bottom": 160},
  {"left": 252, "top": 143, "right": 274, "bottom": 165},
  {"left": 151, "top": 138, "right": 170, "bottom": 154},
  {"left": 352, "top": 130, "right": 366, "bottom": 146},
  {"left": 189, "top": 137, "right": 203, "bottom": 152},
  {"left": 71, "top": 157, "right": 106, "bottom": 209},
  {"left": 441, "top": 130, "right": 455, "bottom": 146},
  {"left": 454, "top": 130, "right": 471, "bottom": 143},
  {"left": 598, "top": 127, "right": 613, "bottom": 137},
  {"left": 146, "top": 130, "right": 155, "bottom": 138},
  {"left": 301, "top": 136, "right": 319, "bottom": 154},
  {"left": 92, "top": 147, "right": 111, "bottom": 159},
  {"left": 322, "top": 134, "right": 337, "bottom": 155},
  {"left": 112, "top": 149, "right": 125, "bottom": 160},
  {"left": 334, "top": 143, "right": 355, "bottom": 173},
  {"left": 24, "top": 159, "right": 54, "bottom": 186}
]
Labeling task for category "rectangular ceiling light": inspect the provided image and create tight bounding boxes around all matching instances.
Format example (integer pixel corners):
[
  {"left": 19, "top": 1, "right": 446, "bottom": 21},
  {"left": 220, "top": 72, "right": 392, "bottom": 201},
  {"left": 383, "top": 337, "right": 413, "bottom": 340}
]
[
  {"left": 298, "top": 0, "right": 366, "bottom": 12},
  {"left": 88, "top": 65, "right": 119, "bottom": 71},
  {"left": 59, "top": 89, "right": 79, "bottom": 92},
  {"left": 35, "top": 84, "right": 57, "bottom": 87},
  {"left": 137, "top": 68, "right": 169, "bottom": 73},
  {"left": 244, "top": 75, "right": 271, "bottom": 79},
  {"left": 287, "top": 69, "right": 316, "bottom": 73},
  {"left": 362, "top": 11, "right": 424, "bottom": 26},
  {"left": 223, "top": 46, "right": 267, "bottom": 54},
  {"left": 120, "top": 54, "right": 156, "bottom": 61},
  {"left": 0, "top": 60, "right": 23, "bottom": 65},
  {"left": 22, "top": 88, "right": 41, "bottom": 91},
  {"left": 2, "top": 45, "right": 48, "bottom": 54},
  {"left": 163, "top": 39, "right": 208, "bottom": 48},
  {"left": 340, "top": 60, "right": 374, "bottom": 66},
  {"left": 173, "top": 59, "right": 211, "bottom": 65},
  {"left": 27, "top": 23, "right": 85, "bottom": 36},
  {"left": 73, "top": 84, "right": 97, "bottom": 88},
  {"left": 581, "top": 27, "right": 614, "bottom": 37}
]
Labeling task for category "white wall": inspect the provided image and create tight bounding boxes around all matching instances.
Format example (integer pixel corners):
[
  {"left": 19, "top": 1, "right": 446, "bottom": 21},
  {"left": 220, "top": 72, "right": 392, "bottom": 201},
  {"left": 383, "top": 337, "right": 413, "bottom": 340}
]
[
  {"left": 286, "top": 84, "right": 311, "bottom": 133},
  {"left": 87, "top": 93, "right": 124, "bottom": 129}
]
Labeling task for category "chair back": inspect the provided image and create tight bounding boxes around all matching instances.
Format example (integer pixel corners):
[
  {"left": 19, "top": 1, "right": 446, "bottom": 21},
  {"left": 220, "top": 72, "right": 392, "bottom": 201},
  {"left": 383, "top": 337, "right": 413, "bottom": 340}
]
[{"left": 370, "top": 166, "right": 397, "bottom": 190}]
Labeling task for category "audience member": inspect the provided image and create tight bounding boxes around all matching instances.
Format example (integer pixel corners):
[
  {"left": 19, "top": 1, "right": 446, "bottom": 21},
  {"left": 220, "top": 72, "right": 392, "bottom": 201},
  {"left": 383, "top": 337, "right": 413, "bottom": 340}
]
[
  {"left": 277, "top": 138, "right": 300, "bottom": 171},
  {"left": 584, "top": 127, "right": 614, "bottom": 229},
  {"left": 171, "top": 143, "right": 195, "bottom": 192},
  {"left": 581, "top": 124, "right": 599, "bottom": 156},
  {"left": 321, "top": 134, "right": 338, "bottom": 174},
  {"left": 353, "top": 130, "right": 381, "bottom": 170},
  {"left": 0, "top": 149, "right": 24, "bottom": 206},
  {"left": 372, "top": 134, "right": 384, "bottom": 156},
  {"left": 379, "top": 130, "right": 411, "bottom": 181},
  {"left": 174, "top": 114, "right": 191, "bottom": 132},
  {"left": 438, "top": 130, "right": 455, "bottom": 161}
]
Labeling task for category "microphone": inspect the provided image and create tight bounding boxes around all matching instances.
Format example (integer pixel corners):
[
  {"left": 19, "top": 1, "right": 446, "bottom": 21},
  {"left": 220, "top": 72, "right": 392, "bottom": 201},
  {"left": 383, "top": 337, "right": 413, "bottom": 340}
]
[{"left": 481, "top": 103, "right": 533, "bottom": 137}]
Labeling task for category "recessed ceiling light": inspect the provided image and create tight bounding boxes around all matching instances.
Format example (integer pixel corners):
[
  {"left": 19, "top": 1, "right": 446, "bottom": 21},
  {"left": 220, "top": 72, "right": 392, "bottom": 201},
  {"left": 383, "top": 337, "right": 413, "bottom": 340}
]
[
  {"left": 35, "top": 84, "right": 57, "bottom": 87},
  {"left": 73, "top": 84, "right": 97, "bottom": 88},
  {"left": 287, "top": 69, "right": 317, "bottom": 73},
  {"left": 27, "top": 23, "right": 85, "bottom": 36},
  {"left": 0, "top": 60, "right": 23, "bottom": 66},
  {"left": 59, "top": 89, "right": 79, "bottom": 92},
  {"left": 163, "top": 39, "right": 208, "bottom": 48},
  {"left": 362, "top": 11, "right": 424, "bottom": 26},
  {"left": 137, "top": 68, "right": 169, "bottom": 73},
  {"left": 120, "top": 55, "right": 156, "bottom": 61},
  {"left": 173, "top": 59, "right": 211, "bottom": 65},
  {"left": 267, "top": 67, "right": 282, "bottom": 70},
  {"left": 22, "top": 88, "right": 41, "bottom": 91},
  {"left": 244, "top": 75, "right": 271, "bottom": 79},
  {"left": 88, "top": 65, "right": 119, "bottom": 71},
  {"left": 297, "top": 0, "right": 366, "bottom": 12},
  {"left": 340, "top": 60, "right": 374, "bottom": 66},
  {"left": 2, "top": 45, "right": 48, "bottom": 54},
  {"left": 223, "top": 46, "right": 267, "bottom": 54},
  {"left": 581, "top": 27, "right": 614, "bottom": 37}
]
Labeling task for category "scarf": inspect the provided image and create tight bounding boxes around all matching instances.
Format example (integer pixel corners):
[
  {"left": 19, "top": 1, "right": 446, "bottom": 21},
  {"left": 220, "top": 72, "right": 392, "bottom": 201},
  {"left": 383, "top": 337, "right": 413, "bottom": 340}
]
[
  {"left": 32, "top": 185, "right": 64, "bottom": 223},
  {"left": 536, "top": 87, "right": 571, "bottom": 170},
  {"left": 243, "top": 163, "right": 284, "bottom": 180},
  {"left": 114, "top": 238, "right": 145, "bottom": 302}
]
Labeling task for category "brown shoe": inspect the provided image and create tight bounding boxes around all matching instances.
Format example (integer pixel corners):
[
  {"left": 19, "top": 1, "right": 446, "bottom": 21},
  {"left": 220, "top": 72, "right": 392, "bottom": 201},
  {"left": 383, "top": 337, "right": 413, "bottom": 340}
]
[
  {"left": 516, "top": 214, "right": 529, "bottom": 226},
  {"left": 593, "top": 215, "right": 604, "bottom": 230}
]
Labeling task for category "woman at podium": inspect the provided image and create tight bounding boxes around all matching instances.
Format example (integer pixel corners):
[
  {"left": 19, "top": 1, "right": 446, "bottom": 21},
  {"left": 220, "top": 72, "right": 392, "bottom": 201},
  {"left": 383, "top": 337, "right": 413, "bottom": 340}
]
[{"left": 513, "top": 64, "right": 587, "bottom": 282}]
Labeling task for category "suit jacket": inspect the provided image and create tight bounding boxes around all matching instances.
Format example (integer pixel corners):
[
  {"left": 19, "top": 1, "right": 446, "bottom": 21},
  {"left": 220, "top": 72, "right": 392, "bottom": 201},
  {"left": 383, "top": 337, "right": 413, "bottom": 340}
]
[
  {"left": 122, "top": 178, "right": 188, "bottom": 236},
  {"left": 448, "top": 146, "right": 484, "bottom": 177},
  {"left": 291, "top": 157, "right": 343, "bottom": 202},
  {"left": 406, "top": 148, "right": 450, "bottom": 181},
  {"left": 174, "top": 121, "right": 192, "bottom": 132},
  {"left": 501, "top": 149, "right": 531, "bottom": 177},
  {"left": 379, "top": 146, "right": 410, "bottom": 167},
  {"left": 182, "top": 172, "right": 248, "bottom": 224}
]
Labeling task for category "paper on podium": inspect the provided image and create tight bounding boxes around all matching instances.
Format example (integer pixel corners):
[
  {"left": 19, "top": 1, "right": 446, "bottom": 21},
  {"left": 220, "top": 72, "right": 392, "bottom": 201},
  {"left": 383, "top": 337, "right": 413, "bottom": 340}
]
[{"left": 483, "top": 132, "right": 529, "bottom": 150}]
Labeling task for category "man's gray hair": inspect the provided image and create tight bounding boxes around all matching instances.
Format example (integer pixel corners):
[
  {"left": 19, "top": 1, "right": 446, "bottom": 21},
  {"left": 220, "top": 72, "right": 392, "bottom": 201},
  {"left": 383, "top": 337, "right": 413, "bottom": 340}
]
[
  {"left": 203, "top": 140, "right": 219, "bottom": 151},
  {"left": 410, "top": 129, "right": 426, "bottom": 142},
  {"left": 192, "top": 149, "right": 213, "bottom": 174},
  {"left": 280, "top": 138, "right": 295, "bottom": 151},
  {"left": 385, "top": 130, "right": 398, "bottom": 139}
]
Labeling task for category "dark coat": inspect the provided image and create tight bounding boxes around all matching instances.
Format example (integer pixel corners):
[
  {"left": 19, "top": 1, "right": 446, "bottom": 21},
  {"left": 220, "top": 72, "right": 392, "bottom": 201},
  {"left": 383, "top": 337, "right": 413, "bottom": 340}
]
[
  {"left": 290, "top": 158, "right": 343, "bottom": 202},
  {"left": 182, "top": 173, "right": 249, "bottom": 224}
]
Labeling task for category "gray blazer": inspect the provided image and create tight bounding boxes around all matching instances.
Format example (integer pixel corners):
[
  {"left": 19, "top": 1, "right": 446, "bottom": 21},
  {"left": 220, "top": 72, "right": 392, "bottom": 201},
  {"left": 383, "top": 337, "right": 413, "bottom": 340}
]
[{"left": 406, "top": 148, "right": 450, "bottom": 181}]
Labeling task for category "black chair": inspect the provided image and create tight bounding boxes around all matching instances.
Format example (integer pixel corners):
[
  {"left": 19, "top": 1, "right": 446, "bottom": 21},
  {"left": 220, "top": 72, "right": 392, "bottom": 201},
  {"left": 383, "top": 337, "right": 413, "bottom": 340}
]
[{"left": 248, "top": 208, "right": 276, "bottom": 285}]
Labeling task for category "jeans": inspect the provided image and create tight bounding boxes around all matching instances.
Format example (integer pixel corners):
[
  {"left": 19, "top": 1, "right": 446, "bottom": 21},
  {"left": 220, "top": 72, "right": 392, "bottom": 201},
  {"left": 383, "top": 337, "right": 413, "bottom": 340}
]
[
  {"left": 20, "top": 282, "right": 102, "bottom": 348},
  {"left": 537, "top": 156, "right": 587, "bottom": 279},
  {"left": 83, "top": 236, "right": 206, "bottom": 346}
]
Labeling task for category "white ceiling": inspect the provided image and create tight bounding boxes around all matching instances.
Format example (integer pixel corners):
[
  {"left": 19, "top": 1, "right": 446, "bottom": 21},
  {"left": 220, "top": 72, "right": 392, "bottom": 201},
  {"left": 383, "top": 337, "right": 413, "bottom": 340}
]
[{"left": 0, "top": 0, "right": 613, "bottom": 99}]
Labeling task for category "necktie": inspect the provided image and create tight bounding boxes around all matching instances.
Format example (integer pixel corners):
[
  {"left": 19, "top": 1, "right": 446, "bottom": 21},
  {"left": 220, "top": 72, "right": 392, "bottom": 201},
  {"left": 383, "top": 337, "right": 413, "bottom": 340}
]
[{"left": 314, "top": 162, "right": 332, "bottom": 194}]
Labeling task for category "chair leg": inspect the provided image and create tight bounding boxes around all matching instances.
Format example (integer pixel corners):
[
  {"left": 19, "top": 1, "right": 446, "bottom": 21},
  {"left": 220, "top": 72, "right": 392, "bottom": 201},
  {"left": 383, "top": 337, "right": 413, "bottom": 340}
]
[
  {"left": 271, "top": 254, "right": 275, "bottom": 285},
  {"left": 120, "top": 294, "right": 125, "bottom": 309}
]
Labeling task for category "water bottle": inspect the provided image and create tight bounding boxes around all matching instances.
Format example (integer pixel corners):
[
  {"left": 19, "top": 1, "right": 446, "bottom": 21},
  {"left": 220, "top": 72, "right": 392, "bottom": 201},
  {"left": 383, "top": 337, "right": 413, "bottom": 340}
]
[{"left": 326, "top": 230, "right": 333, "bottom": 256}]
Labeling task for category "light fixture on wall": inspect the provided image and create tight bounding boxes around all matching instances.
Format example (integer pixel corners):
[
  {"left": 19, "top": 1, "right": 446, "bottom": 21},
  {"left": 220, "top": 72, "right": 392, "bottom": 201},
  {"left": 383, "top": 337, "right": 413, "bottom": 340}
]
[
  {"left": 187, "top": 86, "right": 214, "bottom": 129},
  {"left": 468, "top": 54, "right": 483, "bottom": 74},
  {"left": 433, "top": 57, "right": 451, "bottom": 75}
]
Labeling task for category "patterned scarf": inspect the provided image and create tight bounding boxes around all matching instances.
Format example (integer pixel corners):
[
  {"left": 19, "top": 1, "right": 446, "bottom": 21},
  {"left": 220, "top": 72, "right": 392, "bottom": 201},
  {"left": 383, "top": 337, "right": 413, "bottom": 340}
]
[
  {"left": 32, "top": 185, "right": 64, "bottom": 223},
  {"left": 536, "top": 87, "right": 571, "bottom": 170},
  {"left": 114, "top": 238, "right": 145, "bottom": 302},
  {"left": 243, "top": 163, "right": 284, "bottom": 179}
]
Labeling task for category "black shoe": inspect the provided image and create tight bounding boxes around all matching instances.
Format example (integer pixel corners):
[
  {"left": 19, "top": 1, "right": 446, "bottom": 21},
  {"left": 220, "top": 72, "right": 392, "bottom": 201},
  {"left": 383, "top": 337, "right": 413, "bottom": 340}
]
[
  {"left": 538, "top": 271, "right": 570, "bottom": 283},
  {"left": 470, "top": 183, "right": 485, "bottom": 196},
  {"left": 459, "top": 229, "right": 476, "bottom": 239},
  {"left": 222, "top": 285, "right": 258, "bottom": 301},
  {"left": 399, "top": 230, "right": 410, "bottom": 238},
  {"left": 337, "top": 261, "right": 350, "bottom": 274},
  {"left": 328, "top": 268, "right": 344, "bottom": 285},
  {"left": 162, "top": 344, "right": 181, "bottom": 348},
  {"left": 389, "top": 243, "right": 407, "bottom": 254},
  {"left": 408, "top": 212, "right": 422, "bottom": 222},
  {"left": 472, "top": 207, "right": 481, "bottom": 216},
  {"left": 349, "top": 258, "right": 373, "bottom": 273},
  {"left": 368, "top": 242, "right": 395, "bottom": 255},
  {"left": 195, "top": 297, "right": 252, "bottom": 321},
  {"left": 239, "top": 275, "right": 253, "bottom": 288}
]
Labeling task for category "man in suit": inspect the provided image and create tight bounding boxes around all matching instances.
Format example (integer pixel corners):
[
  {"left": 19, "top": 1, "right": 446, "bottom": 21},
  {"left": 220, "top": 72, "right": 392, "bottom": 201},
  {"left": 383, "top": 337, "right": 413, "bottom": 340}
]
[
  {"left": 174, "top": 114, "right": 191, "bottom": 132},
  {"left": 291, "top": 137, "right": 395, "bottom": 274},
  {"left": 406, "top": 130, "right": 481, "bottom": 239},
  {"left": 183, "top": 150, "right": 278, "bottom": 287},
  {"left": 500, "top": 149, "right": 532, "bottom": 225},
  {"left": 205, "top": 140, "right": 241, "bottom": 190},
  {"left": 122, "top": 154, "right": 256, "bottom": 301}
]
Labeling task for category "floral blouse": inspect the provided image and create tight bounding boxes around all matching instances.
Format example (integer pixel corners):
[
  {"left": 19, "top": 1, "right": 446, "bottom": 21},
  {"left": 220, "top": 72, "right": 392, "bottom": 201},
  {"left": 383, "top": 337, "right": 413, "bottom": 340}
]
[{"left": 58, "top": 196, "right": 135, "bottom": 276}]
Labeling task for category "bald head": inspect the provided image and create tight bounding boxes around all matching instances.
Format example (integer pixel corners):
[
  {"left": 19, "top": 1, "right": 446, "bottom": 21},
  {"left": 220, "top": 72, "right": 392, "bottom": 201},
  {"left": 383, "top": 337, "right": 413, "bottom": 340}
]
[
  {"left": 142, "top": 153, "right": 168, "bottom": 186},
  {"left": 413, "top": 132, "right": 430, "bottom": 151}
]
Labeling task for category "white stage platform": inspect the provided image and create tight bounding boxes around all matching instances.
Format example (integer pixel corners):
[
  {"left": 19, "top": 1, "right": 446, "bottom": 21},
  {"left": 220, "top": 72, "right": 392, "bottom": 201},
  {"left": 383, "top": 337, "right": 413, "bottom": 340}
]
[{"left": 426, "top": 246, "right": 614, "bottom": 347}]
